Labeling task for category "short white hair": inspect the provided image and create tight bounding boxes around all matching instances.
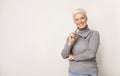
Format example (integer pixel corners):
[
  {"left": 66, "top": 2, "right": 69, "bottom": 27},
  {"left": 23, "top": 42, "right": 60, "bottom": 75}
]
[{"left": 72, "top": 8, "right": 87, "bottom": 18}]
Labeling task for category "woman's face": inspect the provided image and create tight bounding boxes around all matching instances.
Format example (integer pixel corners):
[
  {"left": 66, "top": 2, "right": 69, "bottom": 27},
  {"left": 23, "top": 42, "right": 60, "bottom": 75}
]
[{"left": 73, "top": 13, "right": 87, "bottom": 29}]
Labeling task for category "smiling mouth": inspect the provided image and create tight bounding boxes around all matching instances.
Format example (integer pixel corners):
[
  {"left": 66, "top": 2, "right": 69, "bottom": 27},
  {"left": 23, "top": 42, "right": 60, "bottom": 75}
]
[{"left": 78, "top": 23, "right": 83, "bottom": 25}]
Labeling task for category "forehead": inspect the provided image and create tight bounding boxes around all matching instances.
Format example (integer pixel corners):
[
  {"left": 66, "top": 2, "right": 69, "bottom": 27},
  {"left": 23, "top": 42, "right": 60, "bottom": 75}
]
[{"left": 74, "top": 13, "right": 85, "bottom": 18}]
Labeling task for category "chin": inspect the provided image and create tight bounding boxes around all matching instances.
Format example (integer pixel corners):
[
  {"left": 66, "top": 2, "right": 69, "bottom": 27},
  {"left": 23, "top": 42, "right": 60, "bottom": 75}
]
[
  {"left": 78, "top": 26, "right": 85, "bottom": 29},
  {"left": 77, "top": 24, "right": 86, "bottom": 29}
]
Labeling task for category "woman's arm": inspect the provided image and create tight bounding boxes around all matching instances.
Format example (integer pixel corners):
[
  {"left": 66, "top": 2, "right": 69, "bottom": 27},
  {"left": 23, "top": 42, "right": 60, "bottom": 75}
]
[
  {"left": 61, "top": 36, "right": 71, "bottom": 59},
  {"left": 61, "top": 30, "right": 77, "bottom": 59}
]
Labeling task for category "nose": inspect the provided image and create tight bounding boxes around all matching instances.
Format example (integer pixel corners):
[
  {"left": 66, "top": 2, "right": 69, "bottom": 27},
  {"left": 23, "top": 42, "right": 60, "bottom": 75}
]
[{"left": 78, "top": 19, "right": 82, "bottom": 23}]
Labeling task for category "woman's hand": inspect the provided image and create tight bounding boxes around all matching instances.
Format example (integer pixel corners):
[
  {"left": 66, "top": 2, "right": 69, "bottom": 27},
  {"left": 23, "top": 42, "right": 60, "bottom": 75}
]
[
  {"left": 68, "top": 32, "right": 76, "bottom": 47},
  {"left": 68, "top": 54, "right": 75, "bottom": 61}
]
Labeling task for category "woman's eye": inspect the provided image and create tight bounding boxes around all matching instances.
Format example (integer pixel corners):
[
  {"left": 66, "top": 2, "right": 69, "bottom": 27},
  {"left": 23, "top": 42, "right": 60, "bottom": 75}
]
[
  {"left": 75, "top": 19, "right": 79, "bottom": 21},
  {"left": 81, "top": 17, "right": 85, "bottom": 19}
]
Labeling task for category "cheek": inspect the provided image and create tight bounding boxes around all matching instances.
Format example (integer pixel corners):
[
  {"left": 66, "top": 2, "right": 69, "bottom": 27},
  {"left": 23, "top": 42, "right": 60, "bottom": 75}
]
[
  {"left": 84, "top": 18, "right": 87, "bottom": 22},
  {"left": 84, "top": 20, "right": 86, "bottom": 23},
  {"left": 74, "top": 20, "right": 78, "bottom": 24},
  {"left": 82, "top": 19, "right": 87, "bottom": 23},
  {"left": 76, "top": 21, "right": 79, "bottom": 23}
]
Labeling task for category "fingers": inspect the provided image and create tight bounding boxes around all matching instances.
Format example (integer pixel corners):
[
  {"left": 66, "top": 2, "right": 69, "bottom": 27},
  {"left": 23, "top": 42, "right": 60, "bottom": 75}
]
[
  {"left": 68, "top": 54, "right": 75, "bottom": 61},
  {"left": 73, "top": 31, "right": 76, "bottom": 35},
  {"left": 68, "top": 30, "right": 77, "bottom": 46},
  {"left": 70, "top": 32, "right": 76, "bottom": 38}
]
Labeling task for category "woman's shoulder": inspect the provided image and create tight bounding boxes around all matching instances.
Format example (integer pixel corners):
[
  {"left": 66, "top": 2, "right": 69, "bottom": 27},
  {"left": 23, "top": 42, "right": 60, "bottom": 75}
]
[{"left": 89, "top": 29, "right": 99, "bottom": 35}]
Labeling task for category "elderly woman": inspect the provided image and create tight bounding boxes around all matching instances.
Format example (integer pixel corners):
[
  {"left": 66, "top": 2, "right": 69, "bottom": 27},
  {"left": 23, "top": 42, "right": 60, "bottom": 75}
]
[{"left": 61, "top": 9, "right": 100, "bottom": 76}]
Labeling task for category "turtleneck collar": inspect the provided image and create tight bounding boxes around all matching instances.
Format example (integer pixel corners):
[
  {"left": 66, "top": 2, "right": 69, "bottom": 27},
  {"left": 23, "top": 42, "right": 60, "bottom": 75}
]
[{"left": 77, "top": 25, "right": 91, "bottom": 38}]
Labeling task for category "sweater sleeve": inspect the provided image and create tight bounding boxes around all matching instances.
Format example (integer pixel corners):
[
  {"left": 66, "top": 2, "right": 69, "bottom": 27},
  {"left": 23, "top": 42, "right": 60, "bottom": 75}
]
[
  {"left": 61, "top": 36, "right": 71, "bottom": 59},
  {"left": 74, "top": 31, "right": 100, "bottom": 61}
]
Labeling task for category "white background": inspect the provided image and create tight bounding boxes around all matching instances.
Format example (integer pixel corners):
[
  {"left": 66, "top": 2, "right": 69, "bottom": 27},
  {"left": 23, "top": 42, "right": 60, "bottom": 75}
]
[{"left": 0, "top": 0, "right": 120, "bottom": 76}]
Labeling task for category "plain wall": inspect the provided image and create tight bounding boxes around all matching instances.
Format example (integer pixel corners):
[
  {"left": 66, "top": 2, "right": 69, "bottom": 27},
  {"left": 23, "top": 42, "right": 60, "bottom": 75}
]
[{"left": 0, "top": 0, "right": 120, "bottom": 76}]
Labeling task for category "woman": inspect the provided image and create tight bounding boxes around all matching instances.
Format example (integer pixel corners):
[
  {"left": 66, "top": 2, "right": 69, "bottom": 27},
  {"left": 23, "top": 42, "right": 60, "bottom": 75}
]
[{"left": 61, "top": 8, "right": 100, "bottom": 76}]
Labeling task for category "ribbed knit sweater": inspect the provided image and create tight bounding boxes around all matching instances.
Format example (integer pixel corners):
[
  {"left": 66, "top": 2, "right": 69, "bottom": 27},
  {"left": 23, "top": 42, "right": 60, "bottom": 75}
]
[{"left": 61, "top": 26, "right": 100, "bottom": 74}]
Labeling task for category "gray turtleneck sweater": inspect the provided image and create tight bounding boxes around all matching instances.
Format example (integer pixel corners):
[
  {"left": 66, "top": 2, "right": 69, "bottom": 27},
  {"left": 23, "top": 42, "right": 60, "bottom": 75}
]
[{"left": 61, "top": 26, "right": 100, "bottom": 74}]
